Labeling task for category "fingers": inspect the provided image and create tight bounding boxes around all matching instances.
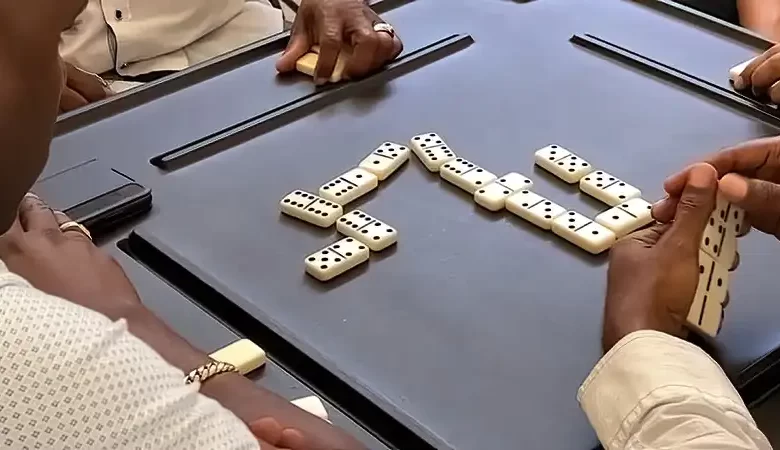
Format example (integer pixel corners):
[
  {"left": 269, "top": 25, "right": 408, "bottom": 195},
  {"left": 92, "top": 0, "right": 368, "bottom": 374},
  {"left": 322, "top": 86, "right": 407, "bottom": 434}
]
[
  {"left": 719, "top": 172, "right": 780, "bottom": 238},
  {"left": 65, "top": 63, "right": 109, "bottom": 102},
  {"left": 662, "top": 163, "right": 718, "bottom": 250},
  {"left": 249, "top": 418, "right": 283, "bottom": 445},
  {"left": 314, "top": 21, "right": 343, "bottom": 84},
  {"left": 59, "top": 86, "right": 89, "bottom": 113},
  {"left": 749, "top": 52, "right": 780, "bottom": 96},
  {"left": 371, "top": 31, "right": 398, "bottom": 72},
  {"left": 623, "top": 222, "right": 671, "bottom": 247},
  {"left": 276, "top": 25, "right": 312, "bottom": 73},
  {"left": 651, "top": 196, "right": 677, "bottom": 224},
  {"left": 347, "top": 23, "right": 380, "bottom": 79},
  {"left": 735, "top": 44, "right": 780, "bottom": 90},
  {"left": 661, "top": 136, "right": 780, "bottom": 200},
  {"left": 278, "top": 428, "right": 307, "bottom": 450},
  {"left": 770, "top": 81, "right": 780, "bottom": 104},
  {"left": 18, "top": 193, "right": 59, "bottom": 232}
]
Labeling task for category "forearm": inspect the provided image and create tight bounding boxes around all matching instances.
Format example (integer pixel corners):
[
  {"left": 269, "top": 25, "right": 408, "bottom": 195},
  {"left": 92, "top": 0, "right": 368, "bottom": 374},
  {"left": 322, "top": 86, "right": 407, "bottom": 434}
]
[
  {"left": 125, "top": 307, "right": 366, "bottom": 450},
  {"left": 738, "top": 0, "right": 780, "bottom": 42},
  {"left": 579, "top": 331, "right": 770, "bottom": 449}
]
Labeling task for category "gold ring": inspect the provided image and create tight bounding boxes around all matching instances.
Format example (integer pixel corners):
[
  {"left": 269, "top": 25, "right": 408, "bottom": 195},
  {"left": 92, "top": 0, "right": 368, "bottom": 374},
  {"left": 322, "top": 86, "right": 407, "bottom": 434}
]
[
  {"left": 59, "top": 221, "right": 92, "bottom": 241},
  {"left": 373, "top": 22, "right": 395, "bottom": 38}
]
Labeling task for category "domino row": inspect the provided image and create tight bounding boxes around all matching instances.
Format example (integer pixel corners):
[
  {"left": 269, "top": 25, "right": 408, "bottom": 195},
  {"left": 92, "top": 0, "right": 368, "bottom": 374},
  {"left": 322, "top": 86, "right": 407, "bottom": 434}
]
[
  {"left": 533, "top": 143, "right": 745, "bottom": 338},
  {"left": 409, "top": 133, "right": 653, "bottom": 254}
]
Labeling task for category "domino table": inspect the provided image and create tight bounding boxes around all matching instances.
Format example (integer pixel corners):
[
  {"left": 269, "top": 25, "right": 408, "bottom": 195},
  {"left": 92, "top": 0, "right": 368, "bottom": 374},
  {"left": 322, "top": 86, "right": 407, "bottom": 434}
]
[{"left": 48, "top": 0, "right": 780, "bottom": 448}]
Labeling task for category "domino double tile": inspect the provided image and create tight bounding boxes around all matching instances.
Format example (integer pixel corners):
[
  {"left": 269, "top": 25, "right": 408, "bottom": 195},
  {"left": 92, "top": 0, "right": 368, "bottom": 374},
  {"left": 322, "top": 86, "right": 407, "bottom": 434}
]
[
  {"left": 358, "top": 142, "right": 410, "bottom": 181},
  {"left": 305, "top": 237, "right": 369, "bottom": 282},
  {"left": 474, "top": 172, "right": 534, "bottom": 211},
  {"left": 319, "top": 168, "right": 378, "bottom": 205},
  {"left": 337, "top": 210, "right": 398, "bottom": 251},
  {"left": 409, "top": 133, "right": 457, "bottom": 172},
  {"left": 505, "top": 190, "right": 567, "bottom": 230},
  {"left": 534, "top": 144, "right": 593, "bottom": 184},
  {"left": 280, "top": 190, "right": 343, "bottom": 227},
  {"left": 579, "top": 170, "right": 641, "bottom": 206},
  {"left": 552, "top": 211, "right": 616, "bottom": 255}
]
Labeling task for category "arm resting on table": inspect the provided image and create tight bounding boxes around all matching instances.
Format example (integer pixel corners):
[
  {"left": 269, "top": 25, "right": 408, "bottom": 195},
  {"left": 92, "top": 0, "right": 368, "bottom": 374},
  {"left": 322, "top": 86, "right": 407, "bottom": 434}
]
[
  {"left": 124, "top": 306, "right": 366, "bottom": 450},
  {"left": 578, "top": 330, "right": 771, "bottom": 450}
]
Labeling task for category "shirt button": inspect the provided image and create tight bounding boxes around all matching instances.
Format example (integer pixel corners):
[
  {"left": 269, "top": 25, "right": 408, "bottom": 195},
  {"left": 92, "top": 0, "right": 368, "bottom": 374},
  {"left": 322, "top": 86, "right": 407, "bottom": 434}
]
[{"left": 115, "top": 9, "right": 123, "bottom": 20}]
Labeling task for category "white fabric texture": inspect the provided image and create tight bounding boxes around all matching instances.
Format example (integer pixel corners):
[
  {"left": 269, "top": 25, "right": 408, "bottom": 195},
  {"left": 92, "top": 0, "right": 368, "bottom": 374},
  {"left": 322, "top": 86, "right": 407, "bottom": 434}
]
[
  {"left": 60, "top": 0, "right": 284, "bottom": 76},
  {"left": 578, "top": 330, "right": 771, "bottom": 450},
  {"left": 0, "top": 260, "right": 259, "bottom": 449}
]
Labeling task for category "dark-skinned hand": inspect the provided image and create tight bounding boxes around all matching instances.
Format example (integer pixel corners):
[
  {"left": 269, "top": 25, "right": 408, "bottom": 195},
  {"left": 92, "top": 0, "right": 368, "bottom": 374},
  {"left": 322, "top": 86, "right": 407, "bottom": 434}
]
[
  {"left": 276, "top": 0, "right": 403, "bottom": 84},
  {"left": 603, "top": 164, "right": 718, "bottom": 352},
  {"left": 59, "top": 59, "right": 111, "bottom": 113},
  {"left": 250, "top": 417, "right": 310, "bottom": 450},
  {"left": 654, "top": 136, "right": 780, "bottom": 241},
  {"left": 732, "top": 44, "right": 780, "bottom": 102},
  {"left": 0, "top": 194, "right": 141, "bottom": 320}
]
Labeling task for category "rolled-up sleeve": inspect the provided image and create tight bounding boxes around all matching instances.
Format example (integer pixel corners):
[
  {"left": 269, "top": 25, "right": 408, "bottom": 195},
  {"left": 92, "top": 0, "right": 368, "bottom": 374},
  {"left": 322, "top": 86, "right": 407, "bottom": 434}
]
[{"left": 578, "top": 330, "right": 771, "bottom": 450}]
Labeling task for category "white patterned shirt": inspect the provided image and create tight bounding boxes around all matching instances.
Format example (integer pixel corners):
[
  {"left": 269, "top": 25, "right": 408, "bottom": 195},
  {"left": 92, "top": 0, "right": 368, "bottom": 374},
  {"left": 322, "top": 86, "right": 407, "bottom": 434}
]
[
  {"left": 0, "top": 260, "right": 259, "bottom": 449},
  {"left": 579, "top": 330, "right": 772, "bottom": 449}
]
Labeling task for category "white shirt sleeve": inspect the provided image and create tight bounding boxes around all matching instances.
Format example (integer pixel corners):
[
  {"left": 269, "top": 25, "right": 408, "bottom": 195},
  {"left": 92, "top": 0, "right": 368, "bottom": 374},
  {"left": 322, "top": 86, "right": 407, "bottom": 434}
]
[
  {"left": 0, "top": 267, "right": 260, "bottom": 450},
  {"left": 578, "top": 330, "right": 771, "bottom": 450}
]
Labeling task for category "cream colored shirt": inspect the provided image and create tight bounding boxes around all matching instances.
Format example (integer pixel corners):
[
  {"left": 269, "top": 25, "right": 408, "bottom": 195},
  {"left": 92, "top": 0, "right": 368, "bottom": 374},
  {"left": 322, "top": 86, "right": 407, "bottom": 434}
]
[
  {"left": 60, "top": 0, "right": 284, "bottom": 77},
  {"left": 0, "top": 259, "right": 259, "bottom": 449},
  {"left": 579, "top": 330, "right": 772, "bottom": 449}
]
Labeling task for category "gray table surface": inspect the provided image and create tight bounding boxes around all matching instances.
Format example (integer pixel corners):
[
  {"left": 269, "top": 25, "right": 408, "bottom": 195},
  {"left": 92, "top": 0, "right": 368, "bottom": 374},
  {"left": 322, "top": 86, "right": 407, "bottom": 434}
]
[{"left": 48, "top": 0, "right": 780, "bottom": 449}]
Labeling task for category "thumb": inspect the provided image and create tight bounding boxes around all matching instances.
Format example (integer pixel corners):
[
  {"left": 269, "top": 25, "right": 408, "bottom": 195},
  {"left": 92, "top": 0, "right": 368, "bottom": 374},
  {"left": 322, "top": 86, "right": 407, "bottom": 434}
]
[
  {"left": 276, "top": 28, "right": 311, "bottom": 73},
  {"left": 720, "top": 173, "right": 780, "bottom": 238},
  {"left": 663, "top": 163, "right": 718, "bottom": 249}
]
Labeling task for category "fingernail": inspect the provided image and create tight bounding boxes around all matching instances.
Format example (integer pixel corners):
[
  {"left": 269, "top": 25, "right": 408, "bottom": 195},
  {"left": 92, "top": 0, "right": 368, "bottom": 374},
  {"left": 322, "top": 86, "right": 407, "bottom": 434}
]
[
  {"left": 652, "top": 195, "right": 668, "bottom": 208},
  {"left": 688, "top": 164, "right": 716, "bottom": 189},
  {"left": 314, "top": 77, "right": 327, "bottom": 85},
  {"left": 734, "top": 76, "right": 745, "bottom": 90},
  {"left": 24, "top": 192, "right": 39, "bottom": 200},
  {"left": 719, "top": 173, "right": 749, "bottom": 202}
]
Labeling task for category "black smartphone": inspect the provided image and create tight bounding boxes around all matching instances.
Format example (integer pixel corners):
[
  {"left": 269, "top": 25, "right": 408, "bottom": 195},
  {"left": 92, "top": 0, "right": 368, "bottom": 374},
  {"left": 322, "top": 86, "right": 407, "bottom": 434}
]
[{"left": 32, "top": 159, "right": 152, "bottom": 236}]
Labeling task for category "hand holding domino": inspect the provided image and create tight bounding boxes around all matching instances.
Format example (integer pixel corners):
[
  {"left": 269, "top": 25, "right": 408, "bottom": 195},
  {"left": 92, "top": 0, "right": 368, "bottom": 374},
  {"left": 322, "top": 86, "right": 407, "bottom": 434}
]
[{"left": 602, "top": 164, "right": 725, "bottom": 350}]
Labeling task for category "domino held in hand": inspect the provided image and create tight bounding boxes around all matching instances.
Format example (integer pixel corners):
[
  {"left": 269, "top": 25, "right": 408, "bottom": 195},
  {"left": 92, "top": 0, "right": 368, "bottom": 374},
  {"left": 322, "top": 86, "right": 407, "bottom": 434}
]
[
  {"left": 686, "top": 250, "right": 728, "bottom": 338},
  {"left": 296, "top": 46, "right": 351, "bottom": 83}
]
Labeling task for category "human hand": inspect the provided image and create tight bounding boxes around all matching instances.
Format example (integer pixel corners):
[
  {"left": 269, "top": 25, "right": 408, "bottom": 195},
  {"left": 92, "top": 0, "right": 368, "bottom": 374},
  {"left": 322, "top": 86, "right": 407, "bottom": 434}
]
[
  {"left": 276, "top": 0, "right": 403, "bottom": 83},
  {"left": 59, "top": 59, "right": 111, "bottom": 113},
  {"left": 654, "top": 136, "right": 780, "bottom": 239},
  {"left": 250, "top": 417, "right": 309, "bottom": 450},
  {"left": 732, "top": 45, "right": 780, "bottom": 101},
  {"left": 603, "top": 164, "right": 718, "bottom": 352},
  {"left": 0, "top": 194, "right": 141, "bottom": 319}
]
